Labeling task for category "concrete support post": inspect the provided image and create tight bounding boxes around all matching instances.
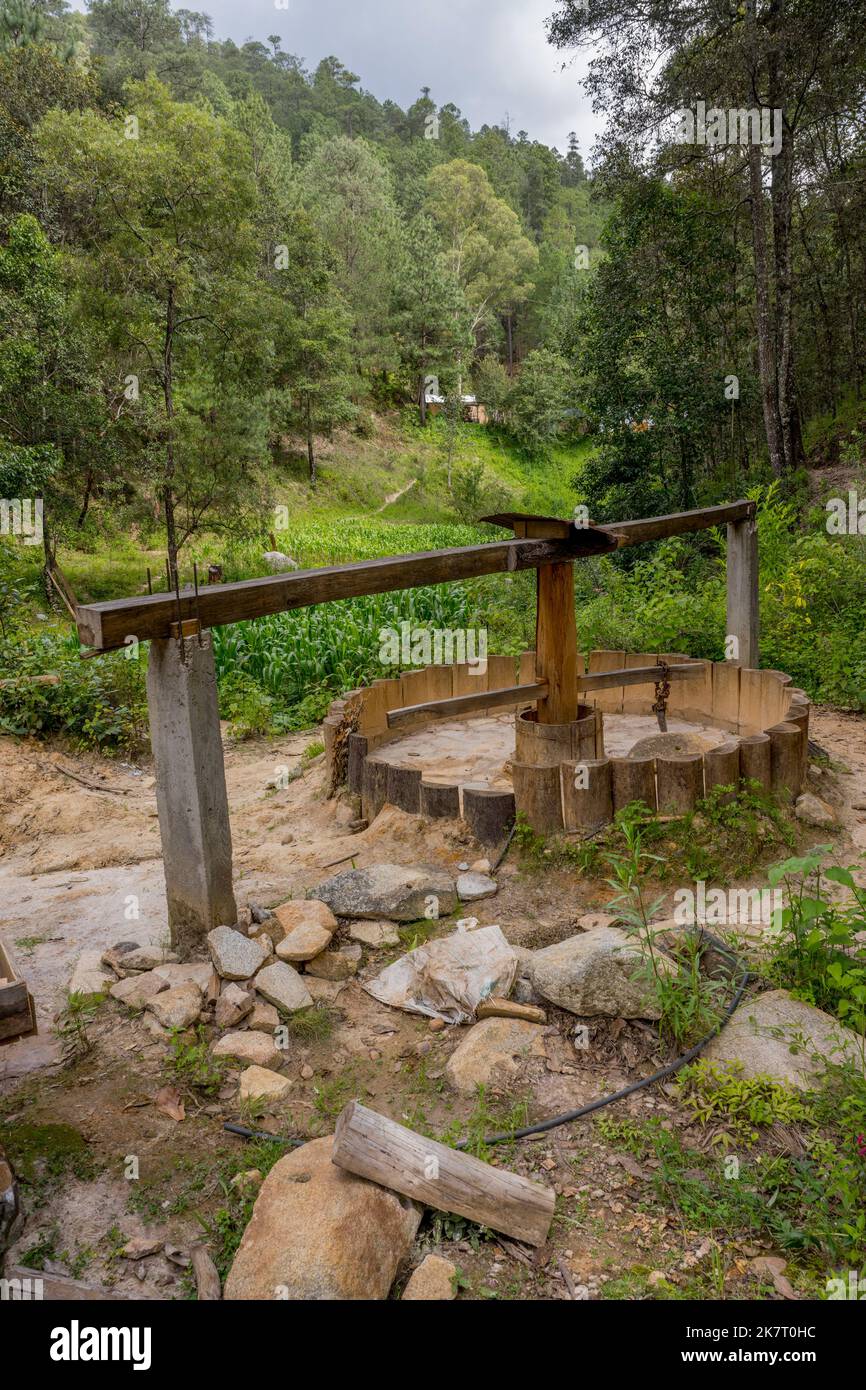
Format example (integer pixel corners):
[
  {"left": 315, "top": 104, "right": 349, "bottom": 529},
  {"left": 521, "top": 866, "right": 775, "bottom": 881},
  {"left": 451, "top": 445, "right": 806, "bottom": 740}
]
[
  {"left": 146, "top": 633, "right": 236, "bottom": 953},
  {"left": 726, "top": 512, "right": 759, "bottom": 669}
]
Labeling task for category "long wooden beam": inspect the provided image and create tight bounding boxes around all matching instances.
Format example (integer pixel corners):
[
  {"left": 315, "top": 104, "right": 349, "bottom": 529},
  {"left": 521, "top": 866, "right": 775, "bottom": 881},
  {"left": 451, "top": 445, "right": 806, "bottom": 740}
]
[
  {"left": 578, "top": 662, "right": 704, "bottom": 691},
  {"left": 387, "top": 681, "right": 548, "bottom": 728},
  {"left": 76, "top": 535, "right": 614, "bottom": 651},
  {"left": 600, "top": 500, "right": 754, "bottom": 548}
]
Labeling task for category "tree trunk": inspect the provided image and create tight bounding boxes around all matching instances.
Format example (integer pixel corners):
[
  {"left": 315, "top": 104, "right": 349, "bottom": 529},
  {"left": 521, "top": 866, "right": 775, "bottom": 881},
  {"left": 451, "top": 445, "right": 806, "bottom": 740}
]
[
  {"left": 770, "top": 94, "right": 804, "bottom": 473},
  {"left": 748, "top": 143, "right": 785, "bottom": 477},
  {"left": 162, "top": 285, "right": 179, "bottom": 586},
  {"left": 306, "top": 397, "right": 316, "bottom": 487}
]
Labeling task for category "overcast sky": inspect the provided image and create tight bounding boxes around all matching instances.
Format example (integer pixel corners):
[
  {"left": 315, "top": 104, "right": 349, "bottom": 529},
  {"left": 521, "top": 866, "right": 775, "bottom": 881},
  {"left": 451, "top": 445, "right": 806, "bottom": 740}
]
[{"left": 74, "top": 0, "right": 602, "bottom": 157}]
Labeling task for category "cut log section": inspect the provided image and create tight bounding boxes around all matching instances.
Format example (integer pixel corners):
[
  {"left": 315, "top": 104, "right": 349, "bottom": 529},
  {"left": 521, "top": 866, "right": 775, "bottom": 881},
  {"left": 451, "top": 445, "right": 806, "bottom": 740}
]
[
  {"left": 361, "top": 758, "right": 390, "bottom": 822},
  {"left": 767, "top": 721, "right": 803, "bottom": 800},
  {"left": 611, "top": 755, "right": 657, "bottom": 814},
  {"left": 332, "top": 1101, "right": 555, "bottom": 1247},
  {"left": 560, "top": 758, "right": 613, "bottom": 833},
  {"left": 703, "top": 740, "right": 741, "bottom": 801},
  {"left": 739, "top": 733, "right": 772, "bottom": 792},
  {"left": 462, "top": 785, "right": 516, "bottom": 844},
  {"left": 511, "top": 762, "right": 563, "bottom": 834},
  {"left": 386, "top": 764, "right": 422, "bottom": 815},
  {"left": 420, "top": 781, "right": 460, "bottom": 820},
  {"left": 656, "top": 753, "right": 704, "bottom": 814}
]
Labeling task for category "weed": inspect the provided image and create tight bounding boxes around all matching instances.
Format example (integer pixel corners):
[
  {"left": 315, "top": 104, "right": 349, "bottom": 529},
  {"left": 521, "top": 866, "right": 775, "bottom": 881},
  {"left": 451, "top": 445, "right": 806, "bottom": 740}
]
[{"left": 165, "top": 1027, "right": 226, "bottom": 1096}]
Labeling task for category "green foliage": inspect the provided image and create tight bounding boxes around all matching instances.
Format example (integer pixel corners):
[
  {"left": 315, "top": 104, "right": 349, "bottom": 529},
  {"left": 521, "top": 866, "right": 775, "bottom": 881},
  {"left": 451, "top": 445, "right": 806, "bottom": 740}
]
[
  {"left": 764, "top": 848, "right": 866, "bottom": 1031},
  {"left": 165, "top": 1026, "right": 226, "bottom": 1097},
  {"left": 678, "top": 1061, "right": 811, "bottom": 1146},
  {"left": 603, "top": 817, "right": 728, "bottom": 1048}
]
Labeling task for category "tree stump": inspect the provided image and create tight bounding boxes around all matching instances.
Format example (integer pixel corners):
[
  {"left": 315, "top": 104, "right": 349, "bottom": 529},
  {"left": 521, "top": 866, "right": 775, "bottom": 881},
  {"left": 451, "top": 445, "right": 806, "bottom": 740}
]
[
  {"left": 511, "top": 762, "right": 563, "bottom": 834},
  {"left": 703, "top": 740, "right": 740, "bottom": 801},
  {"left": 462, "top": 784, "right": 516, "bottom": 844},
  {"left": 656, "top": 753, "right": 704, "bottom": 814},
  {"left": 739, "top": 733, "right": 772, "bottom": 792},
  {"left": 420, "top": 780, "right": 460, "bottom": 820},
  {"left": 611, "top": 755, "right": 657, "bottom": 814},
  {"left": 362, "top": 758, "right": 390, "bottom": 821},
  {"left": 560, "top": 757, "right": 613, "bottom": 832},
  {"left": 386, "top": 763, "right": 422, "bottom": 814},
  {"left": 767, "top": 721, "right": 803, "bottom": 800}
]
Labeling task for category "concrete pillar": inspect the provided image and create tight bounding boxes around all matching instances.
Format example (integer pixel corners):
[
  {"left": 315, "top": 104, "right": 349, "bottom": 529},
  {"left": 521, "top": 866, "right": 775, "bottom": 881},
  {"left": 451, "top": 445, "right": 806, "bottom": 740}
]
[
  {"left": 146, "top": 634, "right": 237, "bottom": 953},
  {"left": 726, "top": 513, "right": 759, "bottom": 669}
]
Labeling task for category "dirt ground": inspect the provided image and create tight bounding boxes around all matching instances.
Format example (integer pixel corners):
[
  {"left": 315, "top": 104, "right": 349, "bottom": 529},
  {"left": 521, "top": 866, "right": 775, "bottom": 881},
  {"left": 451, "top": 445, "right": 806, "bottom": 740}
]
[{"left": 1, "top": 701, "right": 864, "bottom": 1301}]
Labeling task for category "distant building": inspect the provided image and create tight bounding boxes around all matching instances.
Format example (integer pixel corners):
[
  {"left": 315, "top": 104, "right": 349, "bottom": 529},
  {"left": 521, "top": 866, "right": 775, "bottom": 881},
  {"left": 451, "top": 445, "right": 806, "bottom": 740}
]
[{"left": 424, "top": 377, "right": 488, "bottom": 424}]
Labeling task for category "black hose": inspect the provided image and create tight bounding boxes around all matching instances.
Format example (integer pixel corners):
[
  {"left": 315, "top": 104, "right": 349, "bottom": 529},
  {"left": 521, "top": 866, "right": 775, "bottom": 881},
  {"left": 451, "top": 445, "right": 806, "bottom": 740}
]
[{"left": 455, "top": 961, "right": 751, "bottom": 1149}]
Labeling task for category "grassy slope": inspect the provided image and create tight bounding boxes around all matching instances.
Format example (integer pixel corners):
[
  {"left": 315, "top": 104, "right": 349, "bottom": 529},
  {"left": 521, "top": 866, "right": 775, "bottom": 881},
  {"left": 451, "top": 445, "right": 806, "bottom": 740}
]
[{"left": 38, "top": 414, "right": 594, "bottom": 602}]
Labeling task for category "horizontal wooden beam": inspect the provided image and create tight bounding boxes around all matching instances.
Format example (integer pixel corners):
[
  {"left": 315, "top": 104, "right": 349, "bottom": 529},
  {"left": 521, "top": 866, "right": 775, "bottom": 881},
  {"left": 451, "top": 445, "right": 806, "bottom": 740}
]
[
  {"left": 600, "top": 500, "right": 754, "bottom": 548},
  {"left": 76, "top": 534, "right": 615, "bottom": 651},
  {"left": 387, "top": 681, "right": 548, "bottom": 728},
  {"left": 578, "top": 663, "right": 704, "bottom": 692}
]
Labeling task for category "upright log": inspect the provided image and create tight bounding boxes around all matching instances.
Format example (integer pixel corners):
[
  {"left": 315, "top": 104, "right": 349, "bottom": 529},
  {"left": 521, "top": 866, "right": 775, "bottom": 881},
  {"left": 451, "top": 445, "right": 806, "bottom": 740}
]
[
  {"left": 346, "top": 732, "right": 368, "bottom": 795},
  {"left": 739, "top": 732, "right": 772, "bottom": 791},
  {"left": 462, "top": 785, "right": 516, "bottom": 844},
  {"left": 704, "top": 740, "right": 741, "bottom": 800},
  {"left": 560, "top": 757, "right": 613, "bottom": 832},
  {"left": 611, "top": 756, "right": 657, "bottom": 814},
  {"left": 420, "top": 780, "right": 460, "bottom": 819},
  {"left": 767, "top": 721, "right": 803, "bottom": 800},
  {"left": 535, "top": 562, "right": 578, "bottom": 724},
  {"left": 726, "top": 511, "right": 759, "bottom": 669},
  {"left": 386, "top": 763, "right": 422, "bottom": 814},
  {"left": 512, "top": 762, "right": 563, "bottom": 834},
  {"left": 146, "top": 635, "right": 237, "bottom": 953},
  {"left": 656, "top": 753, "right": 704, "bottom": 814},
  {"left": 362, "top": 758, "right": 390, "bottom": 821},
  {"left": 333, "top": 1101, "right": 555, "bottom": 1247}
]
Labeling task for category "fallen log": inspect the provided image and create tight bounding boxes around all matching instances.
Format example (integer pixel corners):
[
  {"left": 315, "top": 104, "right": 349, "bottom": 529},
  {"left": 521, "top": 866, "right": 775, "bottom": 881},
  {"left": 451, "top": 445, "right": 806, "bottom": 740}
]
[{"left": 332, "top": 1100, "right": 555, "bottom": 1247}]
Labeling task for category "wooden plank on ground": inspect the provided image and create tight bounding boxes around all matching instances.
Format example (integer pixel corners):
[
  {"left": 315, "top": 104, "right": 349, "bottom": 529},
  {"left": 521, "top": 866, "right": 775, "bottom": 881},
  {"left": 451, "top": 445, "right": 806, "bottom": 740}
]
[{"left": 332, "top": 1101, "right": 555, "bottom": 1247}]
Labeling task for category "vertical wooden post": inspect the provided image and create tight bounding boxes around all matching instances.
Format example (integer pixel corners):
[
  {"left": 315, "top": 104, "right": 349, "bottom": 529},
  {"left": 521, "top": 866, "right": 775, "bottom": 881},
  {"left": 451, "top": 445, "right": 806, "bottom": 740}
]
[
  {"left": 147, "top": 633, "right": 237, "bottom": 954},
  {"left": 726, "top": 509, "right": 759, "bottom": 669},
  {"left": 535, "top": 562, "right": 579, "bottom": 723}
]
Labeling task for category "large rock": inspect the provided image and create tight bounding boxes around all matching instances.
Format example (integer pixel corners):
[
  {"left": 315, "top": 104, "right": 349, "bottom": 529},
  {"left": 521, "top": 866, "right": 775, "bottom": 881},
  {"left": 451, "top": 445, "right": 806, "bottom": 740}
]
[
  {"left": 271, "top": 900, "right": 337, "bottom": 949},
  {"left": 68, "top": 951, "right": 114, "bottom": 998},
  {"left": 794, "top": 794, "right": 836, "bottom": 828},
  {"left": 213, "top": 1031, "right": 283, "bottom": 1071},
  {"left": 349, "top": 920, "right": 400, "bottom": 947},
  {"left": 214, "top": 984, "right": 254, "bottom": 1030},
  {"left": 530, "top": 925, "right": 668, "bottom": 1018},
  {"left": 444, "top": 1017, "right": 547, "bottom": 1094},
  {"left": 276, "top": 922, "right": 334, "bottom": 963},
  {"left": 255, "top": 962, "right": 313, "bottom": 1014},
  {"left": 305, "top": 943, "right": 362, "bottom": 981},
  {"left": 117, "top": 944, "right": 178, "bottom": 972},
  {"left": 402, "top": 1253, "right": 457, "bottom": 1300},
  {"left": 223, "top": 1136, "right": 421, "bottom": 1300},
  {"left": 312, "top": 864, "right": 457, "bottom": 922},
  {"left": 701, "top": 989, "right": 866, "bottom": 1089},
  {"left": 152, "top": 962, "right": 215, "bottom": 992},
  {"left": 239, "top": 1066, "right": 291, "bottom": 1104},
  {"left": 147, "top": 982, "right": 203, "bottom": 1030},
  {"left": 110, "top": 972, "right": 168, "bottom": 1009},
  {"left": 208, "top": 925, "right": 268, "bottom": 981},
  {"left": 247, "top": 1000, "right": 280, "bottom": 1033},
  {"left": 456, "top": 872, "right": 498, "bottom": 903}
]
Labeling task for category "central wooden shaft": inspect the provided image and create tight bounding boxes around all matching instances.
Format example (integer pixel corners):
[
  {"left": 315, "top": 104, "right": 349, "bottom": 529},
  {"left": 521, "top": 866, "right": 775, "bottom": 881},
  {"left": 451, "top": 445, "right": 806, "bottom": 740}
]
[{"left": 535, "top": 561, "right": 579, "bottom": 724}]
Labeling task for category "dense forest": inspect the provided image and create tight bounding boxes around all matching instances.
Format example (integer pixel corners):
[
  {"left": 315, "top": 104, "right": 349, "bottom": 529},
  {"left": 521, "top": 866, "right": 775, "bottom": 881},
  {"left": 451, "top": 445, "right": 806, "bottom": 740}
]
[{"left": 0, "top": 0, "right": 864, "bottom": 736}]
